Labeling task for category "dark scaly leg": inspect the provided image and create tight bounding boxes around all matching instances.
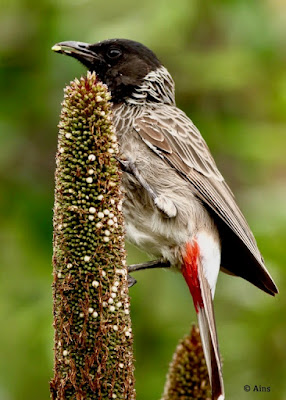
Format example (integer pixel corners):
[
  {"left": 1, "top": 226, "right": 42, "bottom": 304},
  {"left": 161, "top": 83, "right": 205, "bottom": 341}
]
[
  {"left": 117, "top": 157, "right": 177, "bottom": 218},
  {"left": 127, "top": 259, "right": 171, "bottom": 287}
]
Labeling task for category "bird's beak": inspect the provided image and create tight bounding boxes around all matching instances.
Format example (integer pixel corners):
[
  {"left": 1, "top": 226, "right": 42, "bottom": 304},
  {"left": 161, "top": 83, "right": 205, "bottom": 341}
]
[{"left": 52, "top": 41, "right": 100, "bottom": 65}]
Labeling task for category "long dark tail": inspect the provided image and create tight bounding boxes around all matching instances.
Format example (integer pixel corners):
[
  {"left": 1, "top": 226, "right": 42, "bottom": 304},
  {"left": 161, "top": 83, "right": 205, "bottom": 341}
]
[{"left": 182, "top": 241, "right": 224, "bottom": 400}]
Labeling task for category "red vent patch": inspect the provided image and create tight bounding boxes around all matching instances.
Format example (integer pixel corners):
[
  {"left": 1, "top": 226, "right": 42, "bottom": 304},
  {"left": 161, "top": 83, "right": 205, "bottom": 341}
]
[{"left": 182, "top": 241, "right": 203, "bottom": 313}]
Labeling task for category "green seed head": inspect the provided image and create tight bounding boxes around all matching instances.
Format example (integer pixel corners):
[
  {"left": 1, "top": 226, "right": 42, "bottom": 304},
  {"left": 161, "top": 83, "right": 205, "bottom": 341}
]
[
  {"left": 161, "top": 325, "right": 211, "bottom": 400},
  {"left": 50, "top": 72, "right": 135, "bottom": 400}
]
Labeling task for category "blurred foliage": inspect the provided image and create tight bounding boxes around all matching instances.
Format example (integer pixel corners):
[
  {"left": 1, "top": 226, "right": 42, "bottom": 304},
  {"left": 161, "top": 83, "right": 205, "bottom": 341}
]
[{"left": 1, "top": 0, "right": 286, "bottom": 399}]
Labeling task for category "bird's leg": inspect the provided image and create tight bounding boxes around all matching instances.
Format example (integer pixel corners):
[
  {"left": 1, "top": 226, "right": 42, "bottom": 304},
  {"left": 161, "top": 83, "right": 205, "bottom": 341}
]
[
  {"left": 116, "top": 157, "right": 157, "bottom": 199},
  {"left": 117, "top": 157, "right": 177, "bottom": 218},
  {"left": 127, "top": 259, "right": 171, "bottom": 287},
  {"left": 128, "top": 259, "right": 171, "bottom": 272}
]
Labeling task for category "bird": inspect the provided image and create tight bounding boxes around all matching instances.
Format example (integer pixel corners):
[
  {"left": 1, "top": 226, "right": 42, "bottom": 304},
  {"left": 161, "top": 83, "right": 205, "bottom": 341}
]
[{"left": 52, "top": 38, "right": 278, "bottom": 400}]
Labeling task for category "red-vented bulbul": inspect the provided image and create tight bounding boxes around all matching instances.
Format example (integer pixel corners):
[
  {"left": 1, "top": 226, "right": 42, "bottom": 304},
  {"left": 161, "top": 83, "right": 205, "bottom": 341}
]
[{"left": 52, "top": 39, "right": 278, "bottom": 400}]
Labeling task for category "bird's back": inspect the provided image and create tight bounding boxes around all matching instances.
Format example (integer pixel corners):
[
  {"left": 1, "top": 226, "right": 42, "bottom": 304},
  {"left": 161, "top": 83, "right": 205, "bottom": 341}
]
[{"left": 114, "top": 102, "right": 278, "bottom": 295}]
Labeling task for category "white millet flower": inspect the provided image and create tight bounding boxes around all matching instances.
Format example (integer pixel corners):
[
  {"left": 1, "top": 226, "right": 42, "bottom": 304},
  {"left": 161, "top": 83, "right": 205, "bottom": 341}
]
[
  {"left": 86, "top": 177, "right": 93, "bottom": 183},
  {"left": 92, "top": 311, "right": 98, "bottom": 318},
  {"left": 97, "top": 212, "right": 104, "bottom": 219},
  {"left": 63, "top": 350, "right": 68, "bottom": 356},
  {"left": 97, "top": 194, "right": 104, "bottom": 200},
  {"left": 113, "top": 325, "right": 118, "bottom": 331},
  {"left": 88, "top": 154, "right": 96, "bottom": 161},
  {"left": 116, "top": 269, "right": 124, "bottom": 275},
  {"left": 109, "top": 305, "right": 115, "bottom": 312},
  {"left": 92, "top": 280, "right": 99, "bottom": 288},
  {"left": 89, "top": 207, "right": 96, "bottom": 214},
  {"left": 84, "top": 255, "right": 91, "bottom": 262},
  {"left": 103, "top": 236, "right": 110, "bottom": 242}
]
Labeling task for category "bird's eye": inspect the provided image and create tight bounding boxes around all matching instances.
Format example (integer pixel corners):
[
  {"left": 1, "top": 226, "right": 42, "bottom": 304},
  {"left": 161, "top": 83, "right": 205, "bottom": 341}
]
[{"left": 106, "top": 48, "right": 122, "bottom": 59}]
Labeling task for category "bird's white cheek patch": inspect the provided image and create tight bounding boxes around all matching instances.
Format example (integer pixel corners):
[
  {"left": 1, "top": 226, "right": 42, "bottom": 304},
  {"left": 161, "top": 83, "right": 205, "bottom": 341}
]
[{"left": 196, "top": 232, "right": 221, "bottom": 297}]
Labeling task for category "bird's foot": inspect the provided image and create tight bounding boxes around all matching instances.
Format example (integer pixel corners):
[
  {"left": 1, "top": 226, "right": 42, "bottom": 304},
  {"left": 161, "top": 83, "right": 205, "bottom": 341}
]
[
  {"left": 116, "top": 156, "right": 177, "bottom": 218},
  {"left": 127, "top": 259, "right": 171, "bottom": 287},
  {"left": 127, "top": 274, "right": 137, "bottom": 288},
  {"left": 116, "top": 156, "right": 157, "bottom": 199}
]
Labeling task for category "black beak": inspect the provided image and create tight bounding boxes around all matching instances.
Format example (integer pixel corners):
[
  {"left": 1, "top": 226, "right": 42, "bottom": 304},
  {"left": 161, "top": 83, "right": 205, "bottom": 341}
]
[{"left": 52, "top": 41, "right": 100, "bottom": 64}]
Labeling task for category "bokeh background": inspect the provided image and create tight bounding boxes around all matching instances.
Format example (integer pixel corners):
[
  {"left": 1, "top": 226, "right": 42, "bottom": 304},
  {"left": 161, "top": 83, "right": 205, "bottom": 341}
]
[{"left": 1, "top": 0, "right": 286, "bottom": 399}]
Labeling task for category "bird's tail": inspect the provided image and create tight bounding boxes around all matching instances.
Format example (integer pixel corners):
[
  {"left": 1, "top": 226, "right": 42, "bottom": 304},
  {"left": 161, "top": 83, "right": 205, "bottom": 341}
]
[{"left": 182, "top": 241, "right": 225, "bottom": 400}]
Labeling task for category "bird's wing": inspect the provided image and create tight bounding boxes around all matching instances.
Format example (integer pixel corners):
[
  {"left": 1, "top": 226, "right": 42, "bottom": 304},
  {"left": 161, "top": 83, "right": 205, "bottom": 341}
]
[{"left": 134, "top": 105, "right": 278, "bottom": 295}]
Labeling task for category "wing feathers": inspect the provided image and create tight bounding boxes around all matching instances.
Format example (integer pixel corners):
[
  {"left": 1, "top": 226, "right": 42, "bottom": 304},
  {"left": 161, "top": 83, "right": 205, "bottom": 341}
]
[{"left": 134, "top": 105, "right": 278, "bottom": 295}]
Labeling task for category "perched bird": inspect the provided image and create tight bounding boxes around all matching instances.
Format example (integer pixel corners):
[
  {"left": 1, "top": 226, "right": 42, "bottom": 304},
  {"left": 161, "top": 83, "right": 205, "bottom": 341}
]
[{"left": 52, "top": 39, "right": 278, "bottom": 400}]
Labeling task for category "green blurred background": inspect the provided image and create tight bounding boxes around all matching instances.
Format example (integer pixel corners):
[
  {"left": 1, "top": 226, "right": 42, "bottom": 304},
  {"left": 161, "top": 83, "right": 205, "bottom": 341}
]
[{"left": 1, "top": 0, "right": 286, "bottom": 399}]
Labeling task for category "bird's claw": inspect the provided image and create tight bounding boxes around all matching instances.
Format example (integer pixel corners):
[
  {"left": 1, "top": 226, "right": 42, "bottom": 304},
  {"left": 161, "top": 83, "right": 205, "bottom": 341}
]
[
  {"left": 115, "top": 156, "right": 132, "bottom": 173},
  {"left": 127, "top": 274, "right": 137, "bottom": 288}
]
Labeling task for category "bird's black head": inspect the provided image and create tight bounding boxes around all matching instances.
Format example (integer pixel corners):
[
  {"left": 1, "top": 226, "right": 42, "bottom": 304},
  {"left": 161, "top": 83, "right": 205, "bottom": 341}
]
[{"left": 52, "top": 39, "right": 170, "bottom": 104}]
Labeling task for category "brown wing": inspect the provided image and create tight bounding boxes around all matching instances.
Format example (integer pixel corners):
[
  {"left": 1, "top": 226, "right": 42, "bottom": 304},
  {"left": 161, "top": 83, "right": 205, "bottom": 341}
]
[{"left": 134, "top": 106, "right": 278, "bottom": 295}]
